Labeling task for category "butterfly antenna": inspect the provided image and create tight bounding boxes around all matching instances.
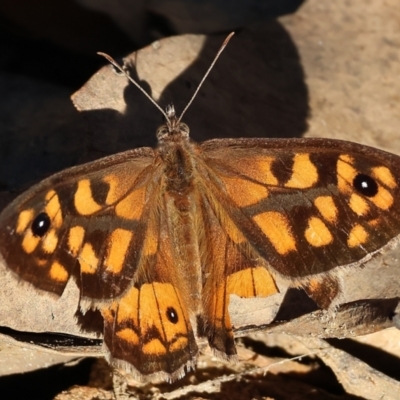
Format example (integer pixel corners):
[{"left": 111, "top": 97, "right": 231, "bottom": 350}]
[
  {"left": 98, "top": 32, "right": 234, "bottom": 125},
  {"left": 97, "top": 52, "right": 170, "bottom": 121},
  {"left": 177, "top": 32, "right": 235, "bottom": 123}
]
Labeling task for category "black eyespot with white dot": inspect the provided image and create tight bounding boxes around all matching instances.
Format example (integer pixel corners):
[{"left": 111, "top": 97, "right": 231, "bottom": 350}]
[
  {"left": 31, "top": 212, "right": 51, "bottom": 237},
  {"left": 166, "top": 307, "right": 179, "bottom": 324},
  {"left": 353, "top": 173, "right": 379, "bottom": 197}
]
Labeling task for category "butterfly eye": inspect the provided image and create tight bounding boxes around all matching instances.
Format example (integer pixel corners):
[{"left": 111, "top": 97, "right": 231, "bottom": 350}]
[
  {"left": 31, "top": 212, "right": 51, "bottom": 237},
  {"left": 353, "top": 173, "right": 379, "bottom": 197},
  {"left": 166, "top": 307, "right": 179, "bottom": 324},
  {"left": 156, "top": 126, "right": 170, "bottom": 139}
]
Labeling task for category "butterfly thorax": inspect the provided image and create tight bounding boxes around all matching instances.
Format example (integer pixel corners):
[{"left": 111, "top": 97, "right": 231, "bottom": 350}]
[
  {"left": 156, "top": 106, "right": 196, "bottom": 195},
  {"left": 158, "top": 138, "right": 196, "bottom": 196}
]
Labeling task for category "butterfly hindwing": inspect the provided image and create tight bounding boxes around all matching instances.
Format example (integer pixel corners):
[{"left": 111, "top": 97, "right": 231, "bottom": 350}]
[{"left": 197, "top": 191, "right": 279, "bottom": 356}]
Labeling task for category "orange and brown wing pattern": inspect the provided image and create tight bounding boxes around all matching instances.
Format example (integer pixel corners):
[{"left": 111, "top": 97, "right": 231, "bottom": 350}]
[
  {"left": 102, "top": 281, "right": 197, "bottom": 381},
  {"left": 0, "top": 145, "right": 200, "bottom": 380},
  {"left": 93, "top": 172, "right": 201, "bottom": 380},
  {"left": 200, "top": 138, "right": 400, "bottom": 283},
  {"left": 0, "top": 148, "right": 160, "bottom": 299},
  {"left": 101, "top": 207, "right": 199, "bottom": 380},
  {"left": 196, "top": 189, "right": 279, "bottom": 356}
]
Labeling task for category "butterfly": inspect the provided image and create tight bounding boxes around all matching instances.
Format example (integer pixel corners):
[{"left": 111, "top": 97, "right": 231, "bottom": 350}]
[{"left": 1, "top": 33, "right": 400, "bottom": 382}]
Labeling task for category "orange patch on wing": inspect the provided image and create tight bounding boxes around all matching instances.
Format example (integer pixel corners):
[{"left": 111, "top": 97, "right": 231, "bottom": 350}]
[
  {"left": 74, "top": 180, "right": 102, "bottom": 215},
  {"left": 339, "top": 154, "right": 354, "bottom": 164},
  {"left": 21, "top": 230, "right": 40, "bottom": 254},
  {"left": 140, "top": 284, "right": 167, "bottom": 334},
  {"left": 112, "top": 283, "right": 189, "bottom": 351},
  {"left": 314, "top": 196, "right": 338, "bottom": 223},
  {"left": 253, "top": 157, "right": 278, "bottom": 185},
  {"left": 349, "top": 193, "right": 370, "bottom": 216},
  {"left": 49, "top": 261, "right": 68, "bottom": 282},
  {"left": 371, "top": 186, "right": 394, "bottom": 210},
  {"left": 253, "top": 211, "right": 296, "bottom": 255},
  {"left": 372, "top": 166, "right": 397, "bottom": 188},
  {"left": 169, "top": 336, "right": 189, "bottom": 352},
  {"left": 307, "top": 278, "right": 322, "bottom": 292},
  {"left": 16, "top": 209, "right": 34, "bottom": 234},
  {"left": 41, "top": 229, "right": 59, "bottom": 254},
  {"left": 222, "top": 176, "right": 269, "bottom": 207},
  {"left": 227, "top": 267, "right": 278, "bottom": 298},
  {"left": 68, "top": 226, "right": 85, "bottom": 256},
  {"left": 79, "top": 243, "right": 99, "bottom": 274},
  {"left": 143, "top": 217, "right": 159, "bottom": 256},
  {"left": 143, "top": 283, "right": 189, "bottom": 342},
  {"left": 116, "top": 328, "right": 140, "bottom": 346},
  {"left": 285, "top": 154, "right": 318, "bottom": 188},
  {"left": 306, "top": 279, "right": 327, "bottom": 295},
  {"left": 115, "top": 186, "right": 146, "bottom": 220},
  {"left": 105, "top": 228, "right": 133, "bottom": 274},
  {"left": 305, "top": 217, "right": 333, "bottom": 247},
  {"left": 103, "top": 175, "right": 120, "bottom": 205},
  {"left": 143, "top": 339, "right": 166, "bottom": 356},
  {"left": 347, "top": 224, "right": 368, "bottom": 248},
  {"left": 45, "top": 190, "right": 63, "bottom": 228},
  {"left": 368, "top": 218, "right": 380, "bottom": 227},
  {"left": 115, "top": 287, "right": 139, "bottom": 325},
  {"left": 35, "top": 258, "right": 47, "bottom": 267},
  {"left": 101, "top": 304, "right": 117, "bottom": 323},
  {"left": 337, "top": 155, "right": 356, "bottom": 194}
]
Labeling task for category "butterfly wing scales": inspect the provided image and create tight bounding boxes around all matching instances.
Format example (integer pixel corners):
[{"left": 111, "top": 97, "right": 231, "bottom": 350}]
[
  {"left": 191, "top": 137, "right": 400, "bottom": 349},
  {"left": 2, "top": 134, "right": 400, "bottom": 379},
  {"left": 0, "top": 148, "right": 161, "bottom": 299},
  {"left": 101, "top": 210, "right": 198, "bottom": 380},
  {"left": 0, "top": 147, "right": 199, "bottom": 380},
  {"left": 200, "top": 138, "right": 400, "bottom": 280},
  {"left": 197, "top": 191, "right": 279, "bottom": 356}
]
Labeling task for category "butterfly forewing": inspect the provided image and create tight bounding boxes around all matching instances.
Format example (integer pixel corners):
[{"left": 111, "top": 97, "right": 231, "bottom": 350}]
[
  {"left": 200, "top": 138, "right": 400, "bottom": 281},
  {"left": 0, "top": 148, "right": 159, "bottom": 298}
]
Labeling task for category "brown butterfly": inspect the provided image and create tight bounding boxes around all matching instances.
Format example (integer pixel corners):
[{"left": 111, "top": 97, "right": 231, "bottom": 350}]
[{"left": 1, "top": 33, "right": 400, "bottom": 382}]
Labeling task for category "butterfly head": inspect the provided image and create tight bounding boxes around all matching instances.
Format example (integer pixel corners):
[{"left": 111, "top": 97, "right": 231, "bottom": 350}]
[{"left": 156, "top": 104, "right": 190, "bottom": 143}]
